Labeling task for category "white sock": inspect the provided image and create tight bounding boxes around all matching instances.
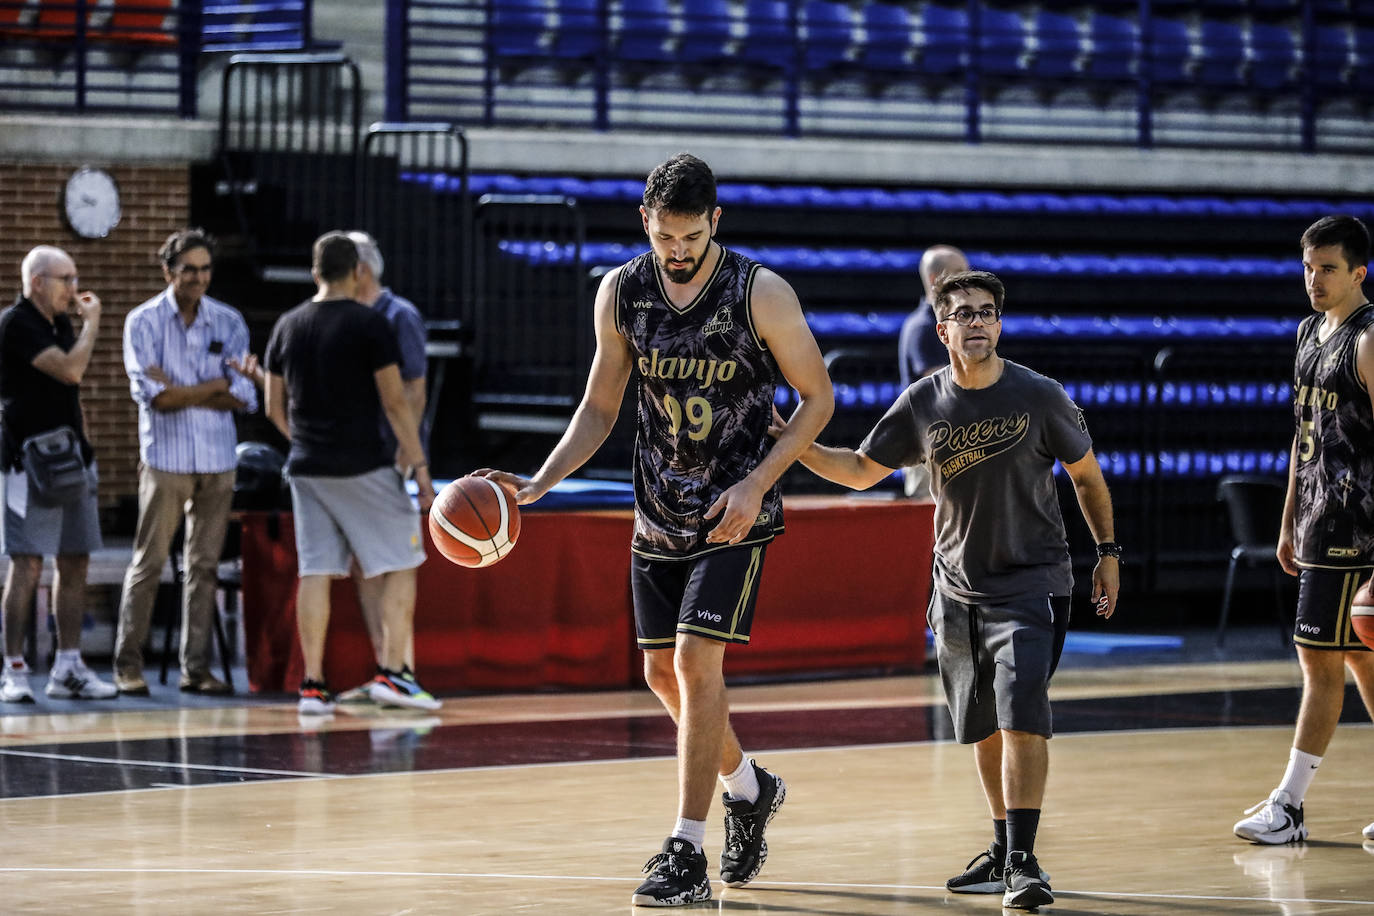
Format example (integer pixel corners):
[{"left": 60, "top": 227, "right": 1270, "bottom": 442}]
[
  {"left": 53, "top": 649, "right": 80, "bottom": 672},
  {"left": 720, "top": 755, "right": 760, "bottom": 803},
  {"left": 4, "top": 655, "right": 27, "bottom": 671},
  {"left": 671, "top": 817, "right": 707, "bottom": 853},
  {"left": 1276, "top": 747, "right": 1322, "bottom": 805}
]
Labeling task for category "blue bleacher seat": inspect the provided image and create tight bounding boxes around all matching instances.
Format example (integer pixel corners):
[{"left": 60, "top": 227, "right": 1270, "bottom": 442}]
[
  {"left": 1087, "top": 14, "right": 1137, "bottom": 81},
  {"left": 740, "top": 0, "right": 793, "bottom": 71},
  {"left": 555, "top": 0, "right": 600, "bottom": 59},
  {"left": 919, "top": 4, "right": 969, "bottom": 76},
  {"left": 803, "top": 0, "right": 853, "bottom": 72},
  {"left": 1250, "top": 23, "right": 1297, "bottom": 90},
  {"left": 679, "top": 0, "right": 733, "bottom": 65},
  {"left": 1353, "top": 28, "right": 1374, "bottom": 91},
  {"left": 1147, "top": 18, "right": 1192, "bottom": 83},
  {"left": 491, "top": 0, "right": 548, "bottom": 59},
  {"left": 859, "top": 2, "right": 914, "bottom": 72},
  {"left": 978, "top": 6, "right": 1028, "bottom": 77},
  {"left": 618, "top": 0, "right": 672, "bottom": 62},
  {"left": 1031, "top": 11, "right": 1081, "bottom": 79},
  {"left": 1313, "top": 26, "right": 1351, "bottom": 90},
  {"left": 1198, "top": 20, "right": 1245, "bottom": 87}
]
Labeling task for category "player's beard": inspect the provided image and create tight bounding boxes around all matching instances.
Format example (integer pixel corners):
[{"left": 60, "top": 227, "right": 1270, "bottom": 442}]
[{"left": 655, "top": 244, "right": 710, "bottom": 285}]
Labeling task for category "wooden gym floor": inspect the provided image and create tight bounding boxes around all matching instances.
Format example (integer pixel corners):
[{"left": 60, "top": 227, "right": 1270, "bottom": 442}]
[{"left": 1, "top": 645, "right": 1372, "bottom": 914}]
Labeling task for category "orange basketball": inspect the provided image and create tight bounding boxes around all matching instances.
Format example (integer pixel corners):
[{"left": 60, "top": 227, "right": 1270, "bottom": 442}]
[
  {"left": 1353, "top": 580, "right": 1374, "bottom": 652},
  {"left": 428, "top": 477, "right": 521, "bottom": 568}
]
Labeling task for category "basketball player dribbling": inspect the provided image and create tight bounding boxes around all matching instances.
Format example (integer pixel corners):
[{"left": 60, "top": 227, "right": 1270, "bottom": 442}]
[
  {"left": 1233, "top": 215, "right": 1374, "bottom": 847},
  {"left": 477, "top": 153, "right": 833, "bottom": 906}
]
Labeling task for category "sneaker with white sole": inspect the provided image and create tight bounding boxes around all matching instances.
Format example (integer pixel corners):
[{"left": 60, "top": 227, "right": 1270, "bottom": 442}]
[
  {"left": 1363, "top": 821, "right": 1373, "bottom": 841},
  {"left": 298, "top": 679, "right": 337, "bottom": 715},
  {"left": 1, "top": 661, "right": 35, "bottom": 703},
  {"left": 1002, "top": 850, "right": 1054, "bottom": 909},
  {"left": 367, "top": 666, "right": 441, "bottom": 711},
  {"left": 946, "top": 845, "right": 1051, "bottom": 894},
  {"left": 1235, "top": 789, "right": 1308, "bottom": 844},
  {"left": 631, "top": 837, "right": 711, "bottom": 907},
  {"left": 44, "top": 660, "right": 117, "bottom": 699},
  {"left": 720, "top": 760, "right": 786, "bottom": 887},
  {"left": 335, "top": 680, "right": 376, "bottom": 704}
]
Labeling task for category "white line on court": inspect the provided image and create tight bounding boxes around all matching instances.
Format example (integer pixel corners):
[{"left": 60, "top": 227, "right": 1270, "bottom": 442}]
[
  {"left": 0, "top": 747, "right": 339, "bottom": 779},
  {"left": 0, "top": 867, "right": 1369, "bottom": 907}
]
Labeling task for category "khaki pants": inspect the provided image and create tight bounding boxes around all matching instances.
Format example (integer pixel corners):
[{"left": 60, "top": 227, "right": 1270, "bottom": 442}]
[{"left": 114, "top": 466, "right": 235, "bottom": 680}]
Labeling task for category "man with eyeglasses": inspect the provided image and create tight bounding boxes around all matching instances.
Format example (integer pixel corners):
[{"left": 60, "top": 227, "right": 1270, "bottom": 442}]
[
  {"left": 0, "top": 246, "right": 117, "bottom": 703},
  {"left": 113, "top": 228, "right": 259, "bottom": 696},
  {"left": 774, "top": 269, "right": 1119, "bottom": 910}
]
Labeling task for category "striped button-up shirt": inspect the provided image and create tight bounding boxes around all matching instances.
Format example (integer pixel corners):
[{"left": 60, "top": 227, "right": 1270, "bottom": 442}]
[{"left": 124, "top": 288, "right": 258, "bottom": 474}]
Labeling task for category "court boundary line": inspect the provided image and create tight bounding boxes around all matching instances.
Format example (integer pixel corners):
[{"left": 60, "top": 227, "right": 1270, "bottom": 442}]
[
  {"left": 0, "top": 866, "right": 1369, "bottom": 907},
  {"left": 0, "top": 747, "right": 341, "bottom": 780}
]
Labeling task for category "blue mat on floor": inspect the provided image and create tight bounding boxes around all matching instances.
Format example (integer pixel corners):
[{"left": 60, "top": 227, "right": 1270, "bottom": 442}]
[{"left": 925, "top": 630, "right": 1183, "bottom": 655}]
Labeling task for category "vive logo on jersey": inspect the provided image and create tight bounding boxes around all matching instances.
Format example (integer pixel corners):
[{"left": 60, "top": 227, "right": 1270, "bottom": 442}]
[
  {"left": 928, "top": 412, "right": 1029, "bottom": 482},
  {"left": 695, "top": 608, "right": 723, "bottom": 623},
  {"left": 637, "top": 348, "right": 738, "bottom": 389},
  {"left": 1297, "top": 622, "right": 1321, "bottom": 635},
  {"left": 633, "top": 298, "right": 655, "bottom": 310},
  {"left": 702, "top": 304, "right": 734, "bottom": 336}
]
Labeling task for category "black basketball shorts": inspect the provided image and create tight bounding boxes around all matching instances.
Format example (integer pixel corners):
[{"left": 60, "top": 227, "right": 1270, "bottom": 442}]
[
  {"left": 631, "top": 544, "right": 768, "bottom": 649},
  {"left": 1294, "top": 566, "right": 1374, "bottom": 650}
]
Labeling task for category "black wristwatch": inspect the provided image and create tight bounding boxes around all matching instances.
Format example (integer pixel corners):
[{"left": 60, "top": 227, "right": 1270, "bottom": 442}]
[{"left": 1095, "top": 541, "right": 1123, "bottom": 559}]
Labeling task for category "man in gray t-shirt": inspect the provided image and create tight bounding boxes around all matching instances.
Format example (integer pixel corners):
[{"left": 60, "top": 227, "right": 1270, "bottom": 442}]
[{"left": 778, "top": 270, "right": 1119, "bottom": 912}]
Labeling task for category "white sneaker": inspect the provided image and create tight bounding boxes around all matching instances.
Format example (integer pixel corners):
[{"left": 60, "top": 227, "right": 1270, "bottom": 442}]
[
  {"left": 0, "top": 662, "right": 35, "bottom": 703},
  {"left": 1235, "top": 789, "right": 1308, "bottom": 844},
  {"left": 1363, "top": 822, "right": 1374, "bottom": 841},
  {"left": 44, "top": 660, "right": 118, "bottom": 700}
]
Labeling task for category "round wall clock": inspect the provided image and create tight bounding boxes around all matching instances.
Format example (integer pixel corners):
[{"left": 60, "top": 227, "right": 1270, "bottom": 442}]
[{"left": 62, "top": 167, "right": 122, "bottom": 239}]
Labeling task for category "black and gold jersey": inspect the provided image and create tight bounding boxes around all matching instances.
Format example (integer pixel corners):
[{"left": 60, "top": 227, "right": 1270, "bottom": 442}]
[
  {"left": 615, "top": 247, "right": 783, "bottom": 560},
  {"left": 1292, "top": 301, "right": 1374, "bottom": 567}
]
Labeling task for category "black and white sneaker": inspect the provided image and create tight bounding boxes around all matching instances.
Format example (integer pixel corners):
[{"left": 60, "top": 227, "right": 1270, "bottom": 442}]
[
  {"left": 1002, "top": 851, "right": 1053, "bottom": 910},
  {"left": 946, "top": 845, "right": 1050, "bottom": 894},
  {"left": 631, "top": 837, "right": 711, "bottom": 907},
  {"left": 720, "top": 760, "right": 786, "bottom": 886},
  {"left": 946, "top": 846, "right": 1005, "bottom": 893},
  {"left": 1234, "top": 789, "right": 1308, "bottom": 844}
]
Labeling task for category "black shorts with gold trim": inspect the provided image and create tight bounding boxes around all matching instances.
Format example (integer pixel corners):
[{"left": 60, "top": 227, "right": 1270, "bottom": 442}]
[
  {"left": 1294, "top": 566, "right": 1374, "bottom": 650},
  {"left": 631, "top": 544, "right": 767, "bottom": 648}
]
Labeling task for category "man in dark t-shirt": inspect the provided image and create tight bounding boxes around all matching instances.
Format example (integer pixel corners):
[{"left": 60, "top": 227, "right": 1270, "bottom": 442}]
[
  {"left": 779, "top": 270, "right": 1119, "bottom": 911},
  {"left": 0, "top": 246, "right": 116, "bottom": 703},
  {"left": 263, "top": 232, "right": 435, "bottom": 716}
]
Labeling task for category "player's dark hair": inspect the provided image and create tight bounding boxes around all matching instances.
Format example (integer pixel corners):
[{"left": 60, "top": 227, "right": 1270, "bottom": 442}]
[
  {"left": 1301, "top": 216, "right": 1370, "bottom": 269},
  {"left": 312, "top": 231, "right": 359, "bottom": 282},
  {"left": 643, "top": 153, "right": 717, "bottom": 217},
  {"left": 933, "top": 270, "right": 1006, "bottom": 313},
  {"left": 159, "top": 228, "right": 214, "bottom": 268}
]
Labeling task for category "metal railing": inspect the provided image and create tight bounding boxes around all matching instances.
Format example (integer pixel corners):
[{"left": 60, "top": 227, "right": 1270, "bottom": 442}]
[{"left": 384, "top": 0, "right": 1374, "bottom": 152}]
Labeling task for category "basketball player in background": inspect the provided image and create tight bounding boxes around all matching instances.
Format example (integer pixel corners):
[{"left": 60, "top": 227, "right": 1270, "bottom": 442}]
[
  {"left": 478, "top": 153, "right": 833, "bottom": 907},
  {"left": 1233, "top": 215, "right": 1374, "bottom": 846},
  {"left": 773, "top": 270, "right": 1119, "bottom": 910}
]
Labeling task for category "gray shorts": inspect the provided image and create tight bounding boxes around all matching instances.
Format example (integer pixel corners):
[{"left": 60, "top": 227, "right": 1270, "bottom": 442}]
[
  {"left": 928, "top": 590, "right": 1070, "bottom": 743},
  {"left": 1, "top": 464, "right": 102, "bottom": 557},
  {"left": 288, "top": 466, "right": 425, "bottom": 578}
]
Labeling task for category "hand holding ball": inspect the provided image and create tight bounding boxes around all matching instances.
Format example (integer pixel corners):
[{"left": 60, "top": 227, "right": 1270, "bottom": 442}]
[{"left": 429, "top": 477, "right": 521, "bottom": 568}]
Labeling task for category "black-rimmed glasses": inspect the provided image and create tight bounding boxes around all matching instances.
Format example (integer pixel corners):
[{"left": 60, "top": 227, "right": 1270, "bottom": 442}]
[{"left": 941, "top": 306, "right": 1001, "bottom": 326}]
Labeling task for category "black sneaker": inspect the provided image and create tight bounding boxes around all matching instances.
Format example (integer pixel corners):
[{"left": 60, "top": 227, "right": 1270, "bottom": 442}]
[
  {"left": 720, "top": 760, "right": 786, "bottom": 887},
  {"left": 631, "top": 837, "right": 711, "bottom": 907},
  {"left": 945, "top": 846, "right": 1006, "bottom": 894},
  {"left": 1002, "top": 850, "right": 1054, "bottom": 910}
]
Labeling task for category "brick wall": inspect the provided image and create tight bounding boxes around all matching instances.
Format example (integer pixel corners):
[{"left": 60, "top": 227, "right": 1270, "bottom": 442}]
[{"left": 0, "top": 162, "right": 190, "bottom": 528}]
